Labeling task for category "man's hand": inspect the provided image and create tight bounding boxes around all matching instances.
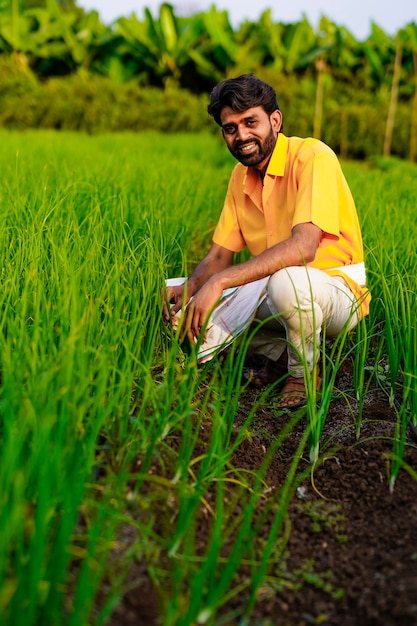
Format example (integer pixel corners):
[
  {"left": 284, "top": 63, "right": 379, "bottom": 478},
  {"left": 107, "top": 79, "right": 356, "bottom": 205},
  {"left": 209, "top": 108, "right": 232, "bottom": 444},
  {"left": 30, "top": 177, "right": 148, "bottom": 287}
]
[
  {"left": 162, "top": 244, "right": 233, "bottom": 332},
  {"left": 162, "top": 278, "right": 223, "bottom": 344},
  {"left": 183, "top": 279, "right": 223, "bottom": 344},
  {"left": 162, "top": 283, "right": 189, "bottom": 324}
]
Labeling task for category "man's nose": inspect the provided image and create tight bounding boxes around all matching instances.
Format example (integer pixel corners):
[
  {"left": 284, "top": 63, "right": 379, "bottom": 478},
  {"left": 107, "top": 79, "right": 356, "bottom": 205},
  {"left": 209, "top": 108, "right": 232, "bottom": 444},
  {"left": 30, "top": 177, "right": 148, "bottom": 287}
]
[{"left": 236, "top": 125, "right": 250, "bottom": 141}]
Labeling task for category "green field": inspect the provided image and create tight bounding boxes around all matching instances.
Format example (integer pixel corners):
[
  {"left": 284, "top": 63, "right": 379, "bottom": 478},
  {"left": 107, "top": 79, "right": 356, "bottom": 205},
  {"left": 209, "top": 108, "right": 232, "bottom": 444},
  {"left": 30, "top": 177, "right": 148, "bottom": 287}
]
[{"left": 0, "top": 130, "right": 416, "bottom": 625}]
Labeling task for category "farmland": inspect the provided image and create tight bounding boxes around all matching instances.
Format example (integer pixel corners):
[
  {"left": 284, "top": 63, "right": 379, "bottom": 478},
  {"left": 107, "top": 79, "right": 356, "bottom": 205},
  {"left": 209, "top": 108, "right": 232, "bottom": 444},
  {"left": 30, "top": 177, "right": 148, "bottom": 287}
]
[{"left": 0, "top": 129, "right": 417, "bottom": 625}]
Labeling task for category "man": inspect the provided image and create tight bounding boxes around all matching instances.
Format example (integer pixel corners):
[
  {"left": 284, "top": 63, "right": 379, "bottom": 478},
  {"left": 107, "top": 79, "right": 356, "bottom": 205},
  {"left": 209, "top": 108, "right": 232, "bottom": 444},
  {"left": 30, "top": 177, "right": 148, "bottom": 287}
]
[{"left": 163, "top": 74, "right": 370, "bottom": 408}]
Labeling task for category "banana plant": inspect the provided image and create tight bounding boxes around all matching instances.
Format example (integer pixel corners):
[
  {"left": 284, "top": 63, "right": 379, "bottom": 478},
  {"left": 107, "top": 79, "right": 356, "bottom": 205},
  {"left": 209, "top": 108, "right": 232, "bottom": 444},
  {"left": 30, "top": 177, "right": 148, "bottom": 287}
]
[
  {"left": 383, "top": 28, "right": 406, "bottom": 157},
  {"left": 0, "top": 0, "right": 116, "bottom": 76},
  {"left": 295, "top": 17, "right": 336, "bottom": 139},
  {"left": 0, "top": 0, "right": 34, "bottom": 54},
  {"left": 382, "top": 23, "right": 417, "bottom": 160},
  {"left": 281, "top": 15, "right": 316, "bottom": 74},
  {"left": 234, "top": 12, "right": 287, "bottom": 74},
  {"left": 361, "top": 22, "right": 395, "bottom": 92},
  {"left": 42, "top": 0, "right": 115, "bottom": 71},
  {"left": 116, "top": 3, "right": 207, "bottom": 88},
  {"left": 234, "top": 12, "right": 316, "bottom": 76},
  {"left": 187, "top": 5, "right": 263, "bottom": 83},
  {"left": 409, "top": 25, "right": 417, "bottom": 162},
  {"left": 296, "top": 16, "right": 359, "bottom": 139}
]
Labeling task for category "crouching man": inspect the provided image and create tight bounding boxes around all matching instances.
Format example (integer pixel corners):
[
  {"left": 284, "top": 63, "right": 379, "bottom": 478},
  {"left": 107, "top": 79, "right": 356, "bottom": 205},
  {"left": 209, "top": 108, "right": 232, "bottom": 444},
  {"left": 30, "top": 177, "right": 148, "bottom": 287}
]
[{"left": 163, "top": 74, "right": 370, "bottom": 408}]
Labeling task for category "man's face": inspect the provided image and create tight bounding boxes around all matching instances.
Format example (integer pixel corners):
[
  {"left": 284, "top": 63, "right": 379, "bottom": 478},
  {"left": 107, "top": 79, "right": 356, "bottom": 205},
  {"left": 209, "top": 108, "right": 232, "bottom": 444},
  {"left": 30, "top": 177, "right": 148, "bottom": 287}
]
[{"left": 220, "top": 106, "right": 282, "bottom": 169}]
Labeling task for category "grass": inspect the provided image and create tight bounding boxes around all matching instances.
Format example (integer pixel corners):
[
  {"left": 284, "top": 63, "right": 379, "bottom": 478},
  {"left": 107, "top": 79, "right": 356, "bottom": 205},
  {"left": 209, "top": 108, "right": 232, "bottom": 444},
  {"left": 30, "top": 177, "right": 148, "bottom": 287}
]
[{"left": 0, "top": 129, "right": 416, "bottom": 624}]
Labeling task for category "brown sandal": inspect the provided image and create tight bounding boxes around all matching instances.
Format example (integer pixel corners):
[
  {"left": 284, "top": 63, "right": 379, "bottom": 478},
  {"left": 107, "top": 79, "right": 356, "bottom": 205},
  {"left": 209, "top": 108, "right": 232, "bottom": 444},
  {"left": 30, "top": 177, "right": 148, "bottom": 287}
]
[{"left": 277, "top": 373, "right": 322, "bottom": 410}]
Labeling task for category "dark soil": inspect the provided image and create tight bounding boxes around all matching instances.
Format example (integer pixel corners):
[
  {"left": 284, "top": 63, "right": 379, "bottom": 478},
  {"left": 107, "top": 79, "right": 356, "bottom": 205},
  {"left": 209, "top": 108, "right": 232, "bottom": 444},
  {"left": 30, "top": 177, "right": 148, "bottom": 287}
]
[{"left": 107, "top": 360, "right": 417, "bottom": 626}]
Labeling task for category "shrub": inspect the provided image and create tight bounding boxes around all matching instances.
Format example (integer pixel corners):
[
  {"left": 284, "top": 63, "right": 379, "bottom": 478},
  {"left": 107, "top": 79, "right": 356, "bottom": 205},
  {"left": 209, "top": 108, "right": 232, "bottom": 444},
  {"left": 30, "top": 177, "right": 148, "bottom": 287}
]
[
  {"left": 0, "top": 57, "right": 414, "bottom": 159},
  {"left": 0, "top": 62, "right": 211, "bottom": 134}
]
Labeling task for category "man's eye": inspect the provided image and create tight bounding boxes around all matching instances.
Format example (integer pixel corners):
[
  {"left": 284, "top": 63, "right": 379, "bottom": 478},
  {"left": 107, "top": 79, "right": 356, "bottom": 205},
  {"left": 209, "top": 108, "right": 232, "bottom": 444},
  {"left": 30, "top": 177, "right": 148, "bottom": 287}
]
[
  {"left": 247, "top": 120, "right": 256, "bottom": 126},
  {"left": 223, "top": 127, "right": 235, "bottom": 134}
]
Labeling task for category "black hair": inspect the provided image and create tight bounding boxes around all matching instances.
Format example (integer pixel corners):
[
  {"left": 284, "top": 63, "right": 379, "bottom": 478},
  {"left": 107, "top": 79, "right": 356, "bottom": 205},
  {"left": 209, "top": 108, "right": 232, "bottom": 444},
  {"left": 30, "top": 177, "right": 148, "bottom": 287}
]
[{"left": 207, "top": 74, "right": 280, "bottom": 126}]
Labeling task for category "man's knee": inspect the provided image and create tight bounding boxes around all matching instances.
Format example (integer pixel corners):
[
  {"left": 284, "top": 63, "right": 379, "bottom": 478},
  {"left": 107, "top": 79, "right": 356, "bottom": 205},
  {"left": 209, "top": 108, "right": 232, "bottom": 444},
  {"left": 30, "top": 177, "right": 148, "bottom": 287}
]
[{"left": 267, "top": 267, "right": 312, "bottom": 313}]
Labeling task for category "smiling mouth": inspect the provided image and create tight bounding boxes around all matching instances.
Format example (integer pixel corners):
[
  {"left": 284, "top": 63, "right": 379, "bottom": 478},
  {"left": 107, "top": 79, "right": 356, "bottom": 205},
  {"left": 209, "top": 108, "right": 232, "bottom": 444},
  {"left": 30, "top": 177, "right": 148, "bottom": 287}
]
[{"left": 238, "top": 141, "right": 258, "bottom": 153}]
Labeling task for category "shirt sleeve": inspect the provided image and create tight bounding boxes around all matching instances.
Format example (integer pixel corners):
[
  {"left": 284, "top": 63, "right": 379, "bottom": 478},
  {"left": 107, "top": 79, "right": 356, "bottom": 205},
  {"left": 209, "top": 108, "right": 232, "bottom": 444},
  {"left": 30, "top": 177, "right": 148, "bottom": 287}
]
[{"left": 292, "top": 147, "right": 347, "bottom": 240}]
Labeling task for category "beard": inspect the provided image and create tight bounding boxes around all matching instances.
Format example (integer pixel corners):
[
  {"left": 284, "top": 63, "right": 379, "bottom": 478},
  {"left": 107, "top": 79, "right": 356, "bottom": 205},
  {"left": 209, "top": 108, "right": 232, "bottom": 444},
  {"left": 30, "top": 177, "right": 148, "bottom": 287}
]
[{"left": 228, "top": 125, "right": 277, "bottom": 166}]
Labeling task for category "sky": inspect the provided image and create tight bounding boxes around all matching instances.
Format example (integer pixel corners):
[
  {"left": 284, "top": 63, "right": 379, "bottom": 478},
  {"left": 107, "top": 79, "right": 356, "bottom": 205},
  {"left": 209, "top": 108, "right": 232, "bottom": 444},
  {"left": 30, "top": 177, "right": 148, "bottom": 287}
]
[{"left": 78, "top": 0, "right": 416, "bottom": 40}]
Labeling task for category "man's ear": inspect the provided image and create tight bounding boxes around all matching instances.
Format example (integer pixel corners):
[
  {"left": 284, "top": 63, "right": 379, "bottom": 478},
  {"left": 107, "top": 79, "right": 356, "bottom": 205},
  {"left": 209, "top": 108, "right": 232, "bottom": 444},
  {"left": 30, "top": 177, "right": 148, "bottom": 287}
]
[{"left": 270, "top": 110, "right": 282, "bottom": 133}]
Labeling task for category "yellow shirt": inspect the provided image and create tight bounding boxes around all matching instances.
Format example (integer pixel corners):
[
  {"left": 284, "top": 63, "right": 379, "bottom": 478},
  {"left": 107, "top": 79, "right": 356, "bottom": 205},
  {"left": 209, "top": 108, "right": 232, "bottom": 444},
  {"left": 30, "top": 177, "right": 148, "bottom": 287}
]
[{"left": 212, "top": 133, "right": 370, "bottom": 316}]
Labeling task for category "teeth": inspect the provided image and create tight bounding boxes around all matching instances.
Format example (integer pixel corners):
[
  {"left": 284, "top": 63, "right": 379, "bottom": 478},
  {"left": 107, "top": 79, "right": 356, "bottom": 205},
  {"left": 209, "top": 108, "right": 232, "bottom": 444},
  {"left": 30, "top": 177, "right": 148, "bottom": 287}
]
[{"left": 241, "top": 143, "right": 255, "bottom": 152}]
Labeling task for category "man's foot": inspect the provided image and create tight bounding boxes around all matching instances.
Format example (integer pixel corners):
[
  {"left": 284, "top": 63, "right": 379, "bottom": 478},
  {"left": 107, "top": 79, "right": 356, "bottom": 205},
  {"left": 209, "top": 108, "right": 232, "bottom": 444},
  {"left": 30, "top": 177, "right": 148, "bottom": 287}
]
[
  {"left": 243, "top": 353, "right": 287, "bottom": 387},
  {"left": 277, "top": 373, "right": 322, "bottom": 410}
]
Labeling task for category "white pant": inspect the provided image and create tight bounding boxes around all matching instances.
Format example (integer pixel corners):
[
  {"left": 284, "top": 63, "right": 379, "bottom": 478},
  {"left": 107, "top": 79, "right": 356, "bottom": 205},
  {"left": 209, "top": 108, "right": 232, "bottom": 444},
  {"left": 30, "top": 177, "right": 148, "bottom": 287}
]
[{"left": 248, "top": 266, "right": 361, "bottom": 377}]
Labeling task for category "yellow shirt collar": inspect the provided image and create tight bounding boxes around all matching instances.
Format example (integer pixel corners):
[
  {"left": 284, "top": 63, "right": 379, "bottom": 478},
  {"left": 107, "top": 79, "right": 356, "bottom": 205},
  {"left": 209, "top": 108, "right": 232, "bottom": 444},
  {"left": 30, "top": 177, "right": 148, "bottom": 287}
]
[
  {"left": 243, "top": 133, "right": 288, "bottom": 194},
  {"left": 265, "top": 133, "right": 288, "bottom": 177}
]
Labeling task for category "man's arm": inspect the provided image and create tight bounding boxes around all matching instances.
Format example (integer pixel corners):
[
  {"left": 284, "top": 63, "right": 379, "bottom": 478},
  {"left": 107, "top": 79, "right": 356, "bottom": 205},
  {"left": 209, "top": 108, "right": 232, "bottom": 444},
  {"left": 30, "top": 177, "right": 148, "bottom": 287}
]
[
  {"left": 214, "top": 222, "right": 322, "bottom": 289},
  {"left": 183, "top": 222, "right": 322, "bottom": 341},
  {"left": 186, "top": 244, "right": 235, "bottom": 297}
]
